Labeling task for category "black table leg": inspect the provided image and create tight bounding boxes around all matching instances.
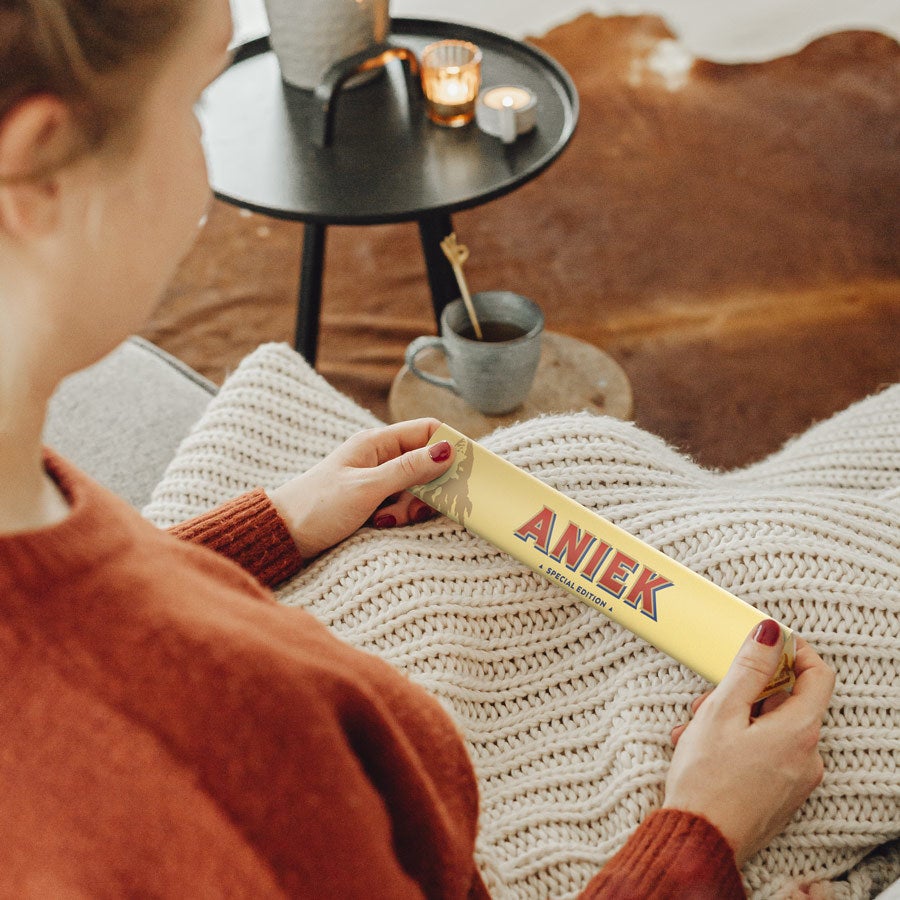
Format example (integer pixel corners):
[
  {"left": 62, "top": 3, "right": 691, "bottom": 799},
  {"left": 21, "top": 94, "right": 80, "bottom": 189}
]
[
  {"left": 297, "top": 222, "right": 326, "bottom": 365},
  {"left": 418, "top": 213, "right": 460, "bottom": 325}
]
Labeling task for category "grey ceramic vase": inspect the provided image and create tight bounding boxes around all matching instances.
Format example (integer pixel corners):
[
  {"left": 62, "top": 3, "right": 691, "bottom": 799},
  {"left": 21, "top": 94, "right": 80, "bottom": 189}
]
[{"left": 263, "top": 0, "right": 390, "bottom": 90}]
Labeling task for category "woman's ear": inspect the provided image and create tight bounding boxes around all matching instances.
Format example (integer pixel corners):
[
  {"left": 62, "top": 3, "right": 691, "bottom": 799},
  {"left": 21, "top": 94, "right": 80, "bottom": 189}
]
[{"left": 0, "top": 95, "right": 78, "bottom": 239}]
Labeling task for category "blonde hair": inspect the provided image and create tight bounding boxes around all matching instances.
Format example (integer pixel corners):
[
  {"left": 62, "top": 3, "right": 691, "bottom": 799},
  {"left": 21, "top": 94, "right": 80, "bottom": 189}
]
[{"left": 0, "top": 0, "right": 187, "bottom": 180}]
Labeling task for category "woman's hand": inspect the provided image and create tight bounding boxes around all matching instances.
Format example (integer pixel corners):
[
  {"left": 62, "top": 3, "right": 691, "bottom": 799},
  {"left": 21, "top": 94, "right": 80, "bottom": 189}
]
[
  {"left": 268, "top": 418, "right": 453, "bottom": 561},
  {"left": 663, "top": 622, "right": 835, "bottom": 868}
]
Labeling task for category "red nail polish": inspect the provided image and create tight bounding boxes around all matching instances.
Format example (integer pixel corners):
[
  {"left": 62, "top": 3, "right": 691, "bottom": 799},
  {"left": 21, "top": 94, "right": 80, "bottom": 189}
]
[
  {"left": 429, "top": 440, "right": 451, "bottom": 463},
  {"left": 374, "top": 514, "right": 396, "bottom": 529},
  {"left": 753, "top": 619, "right": 781, "bottom": 646}
]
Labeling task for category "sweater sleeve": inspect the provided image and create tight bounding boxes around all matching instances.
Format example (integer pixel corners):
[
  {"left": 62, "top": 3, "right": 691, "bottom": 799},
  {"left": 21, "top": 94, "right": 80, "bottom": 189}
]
[
  {"left": 579, "top": 809, "right": 746, "bottom": 899},
  {"left": 167, "top": 489, "right": 304, "bottom": 588}
]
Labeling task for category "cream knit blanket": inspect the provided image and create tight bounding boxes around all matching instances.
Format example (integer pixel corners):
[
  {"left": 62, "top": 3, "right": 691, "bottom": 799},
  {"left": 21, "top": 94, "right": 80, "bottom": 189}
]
[{"left": 145, "top": 344, "right": 899, "bottom": 899}]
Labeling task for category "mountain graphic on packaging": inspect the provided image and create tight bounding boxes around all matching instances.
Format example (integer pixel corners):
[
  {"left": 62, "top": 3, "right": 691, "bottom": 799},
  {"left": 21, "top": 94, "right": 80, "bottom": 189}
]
[{"left": 411, "top": 424, "right": 795, "bottom": 699}]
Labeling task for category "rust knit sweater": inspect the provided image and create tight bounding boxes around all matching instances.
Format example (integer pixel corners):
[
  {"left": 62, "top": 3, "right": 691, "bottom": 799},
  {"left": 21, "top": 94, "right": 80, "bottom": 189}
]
[{"left": 0, "top": 453, "right": 745, "bottom": 898}]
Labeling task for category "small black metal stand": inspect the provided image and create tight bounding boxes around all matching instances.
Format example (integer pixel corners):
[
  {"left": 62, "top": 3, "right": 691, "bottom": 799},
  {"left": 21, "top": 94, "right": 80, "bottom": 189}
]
[{"left": 313, "top": 42, "right": 421, "bottom": 147}]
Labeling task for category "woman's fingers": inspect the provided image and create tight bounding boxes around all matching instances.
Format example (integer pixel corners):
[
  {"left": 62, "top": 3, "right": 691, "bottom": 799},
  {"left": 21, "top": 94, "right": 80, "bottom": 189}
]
[
  {"left": 671, "top": 691, "right": 712, "bottom": 746},
  {"left": 372, "top": 494, "right": 437, "bottom": 528}
]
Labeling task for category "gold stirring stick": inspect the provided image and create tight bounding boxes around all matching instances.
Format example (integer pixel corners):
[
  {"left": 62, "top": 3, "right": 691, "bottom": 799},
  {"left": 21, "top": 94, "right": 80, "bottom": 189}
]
[{"left": 440, "top": 232, "right": 483, "bottom": 340}]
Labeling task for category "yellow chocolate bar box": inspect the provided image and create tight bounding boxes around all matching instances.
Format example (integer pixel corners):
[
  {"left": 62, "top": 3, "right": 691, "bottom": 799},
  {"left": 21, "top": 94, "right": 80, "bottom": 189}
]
[{"left": 411, "top": 424, "right": 795, "bottom": 699}]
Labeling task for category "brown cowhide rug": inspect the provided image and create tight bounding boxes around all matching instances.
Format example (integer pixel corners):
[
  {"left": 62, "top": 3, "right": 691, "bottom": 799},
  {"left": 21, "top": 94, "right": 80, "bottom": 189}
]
[{"left": 144, "top": 14, "right": 899, "bottom": 470}]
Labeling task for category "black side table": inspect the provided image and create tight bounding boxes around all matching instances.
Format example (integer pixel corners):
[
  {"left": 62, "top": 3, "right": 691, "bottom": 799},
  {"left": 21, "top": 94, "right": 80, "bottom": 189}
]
[{"left": 199, "top": 18, "right": 578, "bottom": 364}]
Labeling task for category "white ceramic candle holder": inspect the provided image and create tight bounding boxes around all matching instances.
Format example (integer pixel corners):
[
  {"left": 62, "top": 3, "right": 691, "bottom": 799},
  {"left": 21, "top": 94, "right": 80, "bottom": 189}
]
[{"left": 475, "top": 85, "right": 537, "bottom": 143}]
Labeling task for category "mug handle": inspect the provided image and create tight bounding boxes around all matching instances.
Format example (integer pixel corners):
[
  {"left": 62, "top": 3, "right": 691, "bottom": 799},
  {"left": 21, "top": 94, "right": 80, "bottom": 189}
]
[{"left": 405, "top": 336, "right": 459, "bottom": 393}]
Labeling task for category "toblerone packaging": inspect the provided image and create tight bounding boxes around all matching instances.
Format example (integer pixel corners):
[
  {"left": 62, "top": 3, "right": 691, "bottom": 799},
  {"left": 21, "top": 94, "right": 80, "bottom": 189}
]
[{"left": 411, "top": 424, "right": 795, "bottom": 699}]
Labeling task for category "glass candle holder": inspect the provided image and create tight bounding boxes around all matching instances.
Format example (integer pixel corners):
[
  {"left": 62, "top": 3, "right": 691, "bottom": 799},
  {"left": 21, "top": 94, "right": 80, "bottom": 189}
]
[{"left": 420, "top": 40, "right": 482, "bottom": 127}]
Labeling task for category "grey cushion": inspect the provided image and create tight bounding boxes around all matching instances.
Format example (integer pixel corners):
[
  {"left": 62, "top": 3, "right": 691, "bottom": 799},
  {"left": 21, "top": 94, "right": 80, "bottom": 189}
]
[{"left": 45, "top": 337, "right": 216, "bottom": 509}]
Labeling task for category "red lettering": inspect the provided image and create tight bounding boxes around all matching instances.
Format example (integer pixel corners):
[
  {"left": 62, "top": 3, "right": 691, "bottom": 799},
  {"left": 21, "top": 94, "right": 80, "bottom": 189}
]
[
  {"left": 596, "top": 551, "right": 638, "bottom": 599},
  {"left": 580, "top": 541, "right": 611, "bottom": 581},
  {"left": 550, "top": 523, "right": 596, "bottom": 570},
  {"left": 514, "top": 506, "right": 556, "bottom": 553},
  {"left": 624, "top": 569, "right": 673, "bottom": 620}
]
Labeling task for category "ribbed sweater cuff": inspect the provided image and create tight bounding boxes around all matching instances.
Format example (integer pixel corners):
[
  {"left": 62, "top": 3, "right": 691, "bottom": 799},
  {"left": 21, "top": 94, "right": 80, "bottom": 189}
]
[
  {"left": 580, "top": 809, "right": 745, "bottom": 899},
  {"left": 169, "top": 489, "right": 304, "bottom": 588}
]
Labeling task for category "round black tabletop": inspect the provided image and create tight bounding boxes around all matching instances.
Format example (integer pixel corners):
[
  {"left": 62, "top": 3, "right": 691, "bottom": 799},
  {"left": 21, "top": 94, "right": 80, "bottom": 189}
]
[{"left": 199, "top": 18, "right": 579, "bottom": 225}]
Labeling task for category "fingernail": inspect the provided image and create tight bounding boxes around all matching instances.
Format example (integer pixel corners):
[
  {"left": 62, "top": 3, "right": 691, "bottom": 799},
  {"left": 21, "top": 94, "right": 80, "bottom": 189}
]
[
  {"left": 413, "top": 505, "right": 432, "bottom": 523},
  {"left": 374, "top": 514, "right": 396, "bottom": 529},
  {"left": 429, "top": 440, "right": 451, "bottom": 463},
  {"left": 753, "top": 619, "right": 781, "bottom": 647}
]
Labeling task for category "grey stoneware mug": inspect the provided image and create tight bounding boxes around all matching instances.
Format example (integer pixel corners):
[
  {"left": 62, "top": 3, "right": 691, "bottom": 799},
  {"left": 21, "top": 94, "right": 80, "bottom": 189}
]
[{"left": 405, "top": 291, "right": 544, "bottom": 415}]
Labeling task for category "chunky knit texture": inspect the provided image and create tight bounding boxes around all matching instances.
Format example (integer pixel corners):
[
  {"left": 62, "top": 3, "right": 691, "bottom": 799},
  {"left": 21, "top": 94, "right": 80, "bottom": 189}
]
[{"left": 145, "top": 344, "right": 900, "bottom": 900}]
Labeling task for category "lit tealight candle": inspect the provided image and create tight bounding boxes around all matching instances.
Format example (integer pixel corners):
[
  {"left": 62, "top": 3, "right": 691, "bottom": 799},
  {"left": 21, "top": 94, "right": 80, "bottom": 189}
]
[
  {"left": 476, "top": 85, "right": 538, "bottom": 143},
  {"left": 420, "top": 41, "right": 482, "bottom": 127},
  {"left": 481, "top": 86, "right": 534, "bottom": 111},
  {"left": 431, "top": 67, "right": 464, "bottom": 104}
]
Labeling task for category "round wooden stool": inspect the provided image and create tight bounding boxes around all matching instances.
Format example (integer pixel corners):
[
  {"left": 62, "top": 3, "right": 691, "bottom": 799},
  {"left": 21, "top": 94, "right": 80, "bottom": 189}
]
[{"left": 388, "top": 331, "right": 633, "bottom": 439}]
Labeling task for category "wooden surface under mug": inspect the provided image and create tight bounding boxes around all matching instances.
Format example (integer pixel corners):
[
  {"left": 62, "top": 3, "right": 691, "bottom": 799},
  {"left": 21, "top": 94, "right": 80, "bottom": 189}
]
[{"left": 390, "top": 331, "right": 633, "bottom": 437}]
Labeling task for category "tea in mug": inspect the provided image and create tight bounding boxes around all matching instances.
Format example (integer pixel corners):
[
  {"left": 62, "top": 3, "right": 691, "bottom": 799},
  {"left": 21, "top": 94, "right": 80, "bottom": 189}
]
[{"left": 458, "top": 321, "right": 528, "bottom": 342}]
